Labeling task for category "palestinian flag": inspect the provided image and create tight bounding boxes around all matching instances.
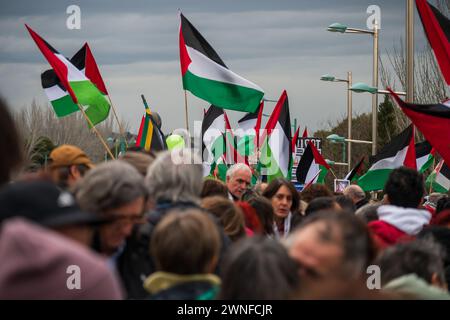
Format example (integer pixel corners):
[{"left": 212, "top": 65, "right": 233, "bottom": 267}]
[
  {"left": 27, "top": 25, "right": 110, "bottom": 126},
  {"left": 426, "top": 159, "right": 450, "bottom": 193},
  {"left": 224, "top": 111, "right": 247, "bottom": 165},
  {"left": 179, "top": 12, "right": 264, "bottom": 113},
  {"left": 416, "top": 0, "right": 450, "bottom": 85},
  {"left": 202, "top": 105, "right": 226, "bottom": 176},
  {"left": 389, "top": 89, "right": 450, "bottom": 167},
  {"left": 259, "top": 90, "right": 292, "bottom": 182},
  {"left": 344, "top": 156, "right": 365, "bottom": 182},
  {"left": 292, "top": 126, "right": 300, "bottom": 153},
  {"left": 41, "top": 43, "right": 109, "bottom": 118},
  {"left": 415, "top": 141, "right": 435, "bottom": 173},
  {"left": 135, "top": 109, "right": 166, "bottom": 152},
  {"left": 296, "top": 141, "right": 330, "bottom": 185},
  {"left": 357, "top": 125, "right": 416, "bottom": 191},
  {"left": 302, "top": 127, "right": 309, "bottom": 138}
]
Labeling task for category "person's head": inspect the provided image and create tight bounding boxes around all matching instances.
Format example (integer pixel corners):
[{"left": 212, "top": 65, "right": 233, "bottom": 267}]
[
  {"left": 355, "top": 203, "right": 381, "bottom": 224},
  {"left": 74, "top": 161, "right": 147, "bottom": 255},
  {"left": 48, "top": 144, "right": 94, "bottom": 190},
  {"left": 255, "top": 182, "right": 268, "bottom": 195},
  {"left": 263, "top": 178, "right": 300, "bottom": 222},
  {"left": 226, "top": 163, "right": 252, "bottom": 200},
  {"left": 343, "top": 185, "right": 366, "bottom": 205},
  {"left": 220, "top": 236, "right": 299, "bottom": 299},
  {"left": 246, "top": 196, "right": 275, "bottom": 235},
  {"left": 201, "top": 196, "right": 246, "bottom": 242},
  {"left": 300, "top": 183, "right": 333, "bottom": 203},
  {"left": 335, "top": 195, "right": 356, "bottom": 213},
  {"left": 201, "top": 178, "right": 229, "bottom": 199},
  {"left": 304, "top": 197, "right": 341, "bottom": 217},
  {"left": 286, "top": 211, "right": 375, "bottom": 281},
  {"left": 0, "top": 180, "right": 105, "bottom": 247},
  {"left": 151, "top": 208, "right": 221, "bottom": 274},
  {"left": 436, "top": 196, "right": 450, "bottom": 215},
  {"left": 145, "top": 149, "right": 203, "bottom": 204},
  {"left": 376, "top": 239, "right": 447, "bottom": 289},
  {"left": 0, "top": 96, "right": 23, "bottom": 185},
  {"left": 383, "top": 166, "right": 425, "bottom": 208},
  {"left": 119, "top": 151, "right": 155, "bottom": 176}
]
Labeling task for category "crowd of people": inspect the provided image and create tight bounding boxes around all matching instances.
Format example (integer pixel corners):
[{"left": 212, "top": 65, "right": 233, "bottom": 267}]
[{"left": 1, "top": 97, "right": 450, "bottom": 300}]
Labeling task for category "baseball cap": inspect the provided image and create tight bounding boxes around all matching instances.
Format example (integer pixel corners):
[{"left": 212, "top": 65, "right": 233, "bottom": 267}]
[
  {"left": 0, "top": 180, "right": 106, "bottom": 227},
  {"left": 49, "top": 144, "right": 94, "bottom": 169}
]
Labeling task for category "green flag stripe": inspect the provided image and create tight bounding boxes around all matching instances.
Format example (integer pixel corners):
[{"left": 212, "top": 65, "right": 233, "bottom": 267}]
[{"left": 183, "top": 70, "right": 263, "bottom": 113}]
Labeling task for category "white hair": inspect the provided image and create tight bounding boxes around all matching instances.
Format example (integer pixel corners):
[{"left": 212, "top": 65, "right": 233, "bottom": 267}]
[
  {"left": 226, "top": 163, "right": 252, "bottom": 179},
  {"left": 145, "top": 149, "right": 203, "bottom": 203}
]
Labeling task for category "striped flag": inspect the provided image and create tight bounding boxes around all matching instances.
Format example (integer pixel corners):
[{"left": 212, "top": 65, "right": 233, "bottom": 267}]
[
  {"left": 426, "top": 159, "right": 450, "bottom": 193},
  {"left": 179, "top": 11, "right": 264, "bottom": 112},
  {"left": 296, "top": 142, "right": 330, "bottom": 185},
  {"left": 27, "top": 25, "right": 110, "bottom": 126}
]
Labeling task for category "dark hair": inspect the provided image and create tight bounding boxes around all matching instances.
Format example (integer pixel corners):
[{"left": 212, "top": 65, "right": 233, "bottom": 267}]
[
  {"left": 201, "top": 179, "right": 229, "bottom": 199},
  {"left": 384, "top": 167, "right": 424, "bottom": 208},
  {"left": 219, "top": 237, "right": 299, "bottom": 299},
  {"left": 0, "top": 96, "right": 23, "bottom": 185},
  {"left": 262, "top": 178, "right": 300, "bottom": 212},
  {"left": 301, "top": 184, "right": 333, "bottom": 203},
  {"left": 247, "top": 196, "right": 275, "bottom": 235},
  {"left": 294, "top": 211, "right": 376, "bottom": 277},
  {"left": 436, "top": 196, "right": 450, "bottom": 215},
  {"left": 304, "top": 197, "right": 339, "bottom": 217},
  {"left": 201, "top": 196, "right": 246, "bottom": 242},
  {"left": 335, "top": 195, "right": 356, "bottom": 213},
  {"left": 376, "top": 239, "right": 446, "bottom": 286},
  {"left": 151, "top": 209, "right": 221, "bottom": 274},
  {"left": 52, "top": 164, "right": 90, "bottom": 189}
]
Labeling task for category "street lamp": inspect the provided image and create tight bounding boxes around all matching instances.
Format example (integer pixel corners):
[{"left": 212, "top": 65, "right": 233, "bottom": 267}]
[
  {"left": 350, "top": 82, "right": 407, "bottom": 96},
  {"left": 328, "top": 21, "right": 379, "bottom": 156},
  {"left": 327, "top": 133, "right": 372, "bottom": 145},
  {"left": 321, "top": 72, "right": 352, "bottom": 171}
]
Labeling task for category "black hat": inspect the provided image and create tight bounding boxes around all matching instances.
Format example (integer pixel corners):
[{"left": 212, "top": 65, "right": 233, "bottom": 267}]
[{"left": 0, "top": 180, "right": 106, "bottom": 227}]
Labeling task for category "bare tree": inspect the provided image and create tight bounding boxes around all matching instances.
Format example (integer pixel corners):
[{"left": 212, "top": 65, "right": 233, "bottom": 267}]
[{"left": 15, "top": 101, "right": 129, "bottom": 164}]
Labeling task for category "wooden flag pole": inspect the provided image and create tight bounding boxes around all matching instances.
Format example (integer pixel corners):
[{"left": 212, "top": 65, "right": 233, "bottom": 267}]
[
  {"left": 184, "top": 90, "right": 190, "bottom": 131},
  {"left": 329, "top": 167, "right": 338, "bottom": 180},
  {"left": 76, "top": 104, "right": 115, "bottom": 160},
  {"left": 106, "top": 95, "right": 128, "bottom": 148}
]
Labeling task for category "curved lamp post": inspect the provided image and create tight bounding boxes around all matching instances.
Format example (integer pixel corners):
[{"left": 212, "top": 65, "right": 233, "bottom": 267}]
[
  {"left": 328, "top": 21, "right": 379, "bottom": 155},
  {"left": 321, "top": 72, "right": 352, "bottom": 171}
]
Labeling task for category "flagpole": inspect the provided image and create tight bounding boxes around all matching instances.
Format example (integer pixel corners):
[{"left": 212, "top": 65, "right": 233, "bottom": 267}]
[
  {"left": 184, "top": 90, "right": 190, "bottom": 132},
  {"left": 329, "top": 167, "right": 338, "bottom": 180},
  {"left": 76, "top": 103, "right": 115, "bottom": 160},
  {"left": 106, "top": 95, "right": 128, "bottom": 148},
  {"left": 429, "top": 157, "right": 437, "bottom": 194}
]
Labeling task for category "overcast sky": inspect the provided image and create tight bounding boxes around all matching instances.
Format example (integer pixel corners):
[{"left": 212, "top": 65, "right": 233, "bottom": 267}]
[{"left": 0, "top": 0, "right": 433, "bottom": 136}]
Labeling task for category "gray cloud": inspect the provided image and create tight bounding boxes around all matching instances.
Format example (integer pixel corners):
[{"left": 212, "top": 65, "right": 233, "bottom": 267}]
[{"left": 0, "top": 0, "right": 433, "bottom": 136}]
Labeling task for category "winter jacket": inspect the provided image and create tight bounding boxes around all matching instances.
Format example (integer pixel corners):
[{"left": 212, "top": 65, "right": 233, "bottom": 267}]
[
  {"left": 368, "top": 205, "right": 431, "bottom": 249},
  {"left": 144, "top": 271, "right": 220, "bottom": 300},
  {"left": 383, "top": 274, "right": 450, "bottom": 300},
  {"left": 116, "top": 201, "right": 230, "bottom": 299}
]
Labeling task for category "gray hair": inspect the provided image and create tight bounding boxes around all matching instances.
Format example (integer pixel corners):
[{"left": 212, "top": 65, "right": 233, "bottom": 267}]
[
  {"left": 343, "top": 185, "right": 366, "bottom": 201},
  {"left": 145, "top": 149, "right": 203, "bottom": 203},
  {"left": 74, "top": 160, "right": 147, "bottom": 214},
  {"left": 226, "top": 163, "right": 252, "bottom": 179},
  {"left": 376, "top": 238, "right": 446, "bottom": 286}
]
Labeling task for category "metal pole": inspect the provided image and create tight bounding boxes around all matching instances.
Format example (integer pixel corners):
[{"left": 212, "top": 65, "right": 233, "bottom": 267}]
[
  {"left": 342, "top": 142, "right": 346, "bottom": 164},
  {"left": 184, "top": 90, "right": 190, "bottom": 132},
  {"left": 347, "top": 71, "right": 352, "bottom": 171},
  {"left": 406, "top": 0, "right": 414, "bottom": 103},
  {"left": 371, "top": 21, "right": 379, "bottom": 155}
]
